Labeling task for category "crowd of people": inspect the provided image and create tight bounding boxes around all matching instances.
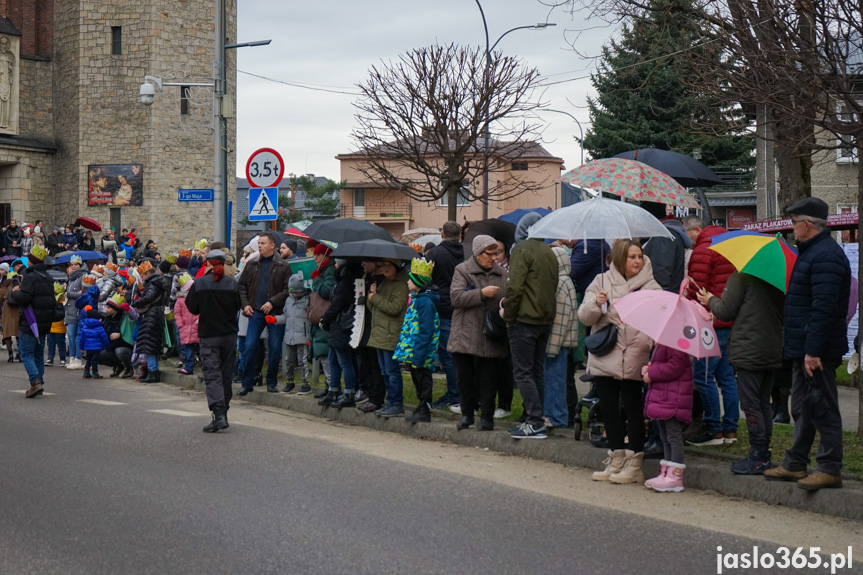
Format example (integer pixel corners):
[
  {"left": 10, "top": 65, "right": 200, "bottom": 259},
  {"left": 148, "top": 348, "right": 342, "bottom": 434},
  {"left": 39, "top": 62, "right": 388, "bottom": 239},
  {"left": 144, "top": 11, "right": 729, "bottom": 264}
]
[{"left": 0, "top": 195, "right": 852, "bottom": 492}]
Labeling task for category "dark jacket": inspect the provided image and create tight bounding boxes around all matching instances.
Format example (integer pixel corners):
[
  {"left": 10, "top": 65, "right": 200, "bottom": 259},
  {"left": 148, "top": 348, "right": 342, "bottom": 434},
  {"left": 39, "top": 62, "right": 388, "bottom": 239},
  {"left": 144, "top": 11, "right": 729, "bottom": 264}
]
[
  {"left": 309, "top": 258, "right": 338, "bottom": 358},
  {"left": 320, "top": 265, "right": 357, "bottom": 349},
  {"left": 238, "top": 254, "right": 292, "bottom": 311},
  {"left": 707, "top": 271, "right": 784, "bottom": 370},
  {"left": 503, "top": 238, "right": 557, "bottom": 326},
  {"left": 4, "top": 225, "right": 22, "bottom": 256},
  {"left": 425, "top": 239, "right": 464, "bottom": 319},
  {"left": 186, "top": 271, "right": 241, "bottom": 338},
  {"left": 8, "top": 264, "right": 56, "bottom": 337},
  {"left": 643, "top": 218, "right": 691, "bottom": 292},
  {"left": 131, "top": 273, "right": 166, "bottom": 355},
  {"left": 80, "top": 317, "right": 110, "bottom": 351},
  {"left": 783, "top": 230, "right": 851, "bottom": 360},
  {"left": 103, "top": 311, "right": 132, "bottom": 351},
  {"left": 686, "top": 225, "right": 736, "bottom": 329},
  {"left": 45, "top": 232, "right": 63, "bottom": 256},
  {"left": 187, "top": 255, "right": 204, "bottom": 277},
  {"left": 569, "top": 239, "right": 609, "bottom": 294}
]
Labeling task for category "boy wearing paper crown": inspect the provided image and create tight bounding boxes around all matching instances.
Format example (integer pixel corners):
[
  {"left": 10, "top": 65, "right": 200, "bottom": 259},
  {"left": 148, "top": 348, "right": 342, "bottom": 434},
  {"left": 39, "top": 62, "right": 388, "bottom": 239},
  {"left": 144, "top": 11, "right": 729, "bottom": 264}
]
[{"left": 393, "top": 258, "right": 441, "bottom": 423}]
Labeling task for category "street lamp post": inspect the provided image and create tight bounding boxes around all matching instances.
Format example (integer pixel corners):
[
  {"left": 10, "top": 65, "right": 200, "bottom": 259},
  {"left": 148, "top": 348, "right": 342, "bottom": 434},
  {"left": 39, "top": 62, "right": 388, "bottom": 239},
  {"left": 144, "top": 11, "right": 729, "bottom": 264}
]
[
  {"left": 545, "top": 108, "right": 585, "bottom": 166},
  {"left": 474, "top": 0, "right": 555, "bottom": 220}
]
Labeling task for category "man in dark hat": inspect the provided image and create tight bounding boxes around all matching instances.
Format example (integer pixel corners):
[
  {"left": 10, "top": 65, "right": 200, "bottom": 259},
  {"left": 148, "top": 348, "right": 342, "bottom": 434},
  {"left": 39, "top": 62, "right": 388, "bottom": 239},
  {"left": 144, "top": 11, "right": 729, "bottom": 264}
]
[
  {"left": 279, "top": 238, "right": 299, "bottom": 260},
  {"left": 186, "top": 249, "right": 242, "bottom": 433},
  {"left": 765, "top": 197, "right": 851, "bottom": 490}
]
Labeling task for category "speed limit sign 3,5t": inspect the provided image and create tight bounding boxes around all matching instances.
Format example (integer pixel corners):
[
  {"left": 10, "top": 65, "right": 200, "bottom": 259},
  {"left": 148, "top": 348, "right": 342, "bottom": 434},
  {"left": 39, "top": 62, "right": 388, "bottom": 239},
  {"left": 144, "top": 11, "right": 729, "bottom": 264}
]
[{"left": 246, "top": 148, "right": 285, "bottom": 189}]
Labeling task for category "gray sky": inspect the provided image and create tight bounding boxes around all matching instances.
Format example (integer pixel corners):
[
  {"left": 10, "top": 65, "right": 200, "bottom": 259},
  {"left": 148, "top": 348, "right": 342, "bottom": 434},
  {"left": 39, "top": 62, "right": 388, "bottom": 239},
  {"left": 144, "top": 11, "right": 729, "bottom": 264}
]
[{"left": 235, "top": 0, "right": 615, "bottom": 182}]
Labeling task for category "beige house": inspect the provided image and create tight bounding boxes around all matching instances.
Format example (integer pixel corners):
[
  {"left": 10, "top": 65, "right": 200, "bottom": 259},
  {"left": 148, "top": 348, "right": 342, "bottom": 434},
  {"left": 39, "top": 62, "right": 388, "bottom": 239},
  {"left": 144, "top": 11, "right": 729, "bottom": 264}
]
[{"left": 336, "top": 142, "right": 564, "bottom": 237}]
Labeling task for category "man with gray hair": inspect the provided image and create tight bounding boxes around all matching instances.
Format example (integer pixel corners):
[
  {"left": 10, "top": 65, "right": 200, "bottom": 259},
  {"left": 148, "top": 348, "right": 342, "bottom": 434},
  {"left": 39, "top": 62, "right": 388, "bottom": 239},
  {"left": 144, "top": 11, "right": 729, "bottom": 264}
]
[{"left": 765, "top": 197, "right": 850, "bottom": 490}]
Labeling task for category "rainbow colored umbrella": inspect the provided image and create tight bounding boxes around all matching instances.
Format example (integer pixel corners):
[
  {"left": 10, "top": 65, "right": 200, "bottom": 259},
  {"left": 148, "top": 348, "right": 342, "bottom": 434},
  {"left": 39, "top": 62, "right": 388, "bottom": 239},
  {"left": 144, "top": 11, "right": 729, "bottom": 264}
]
[
  {"left": 708, "top": 230, "right": 797, "bottom": 293},
  {"left": 559, "top": 158, "right": 701, "bottom": 209}
]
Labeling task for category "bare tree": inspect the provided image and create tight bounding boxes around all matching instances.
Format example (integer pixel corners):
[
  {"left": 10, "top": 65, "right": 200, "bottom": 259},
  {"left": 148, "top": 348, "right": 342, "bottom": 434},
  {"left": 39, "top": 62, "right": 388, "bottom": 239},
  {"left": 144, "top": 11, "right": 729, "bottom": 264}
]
[{"left": 350, "top": 43, "right": 549, "bottom": 221}]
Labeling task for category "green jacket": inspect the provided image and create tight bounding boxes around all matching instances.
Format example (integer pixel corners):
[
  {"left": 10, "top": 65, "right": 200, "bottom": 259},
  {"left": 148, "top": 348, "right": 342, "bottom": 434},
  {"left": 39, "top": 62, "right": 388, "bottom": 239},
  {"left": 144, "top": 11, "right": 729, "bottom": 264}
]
[
  {"left": 310, "top": 259, "right": 338, "bottom": 358},
  {"left": 503, "top": 238, "right": 557, "bottom": 326},
  {"left": 707, "top": 271, "right": 785, "bottom": 370},
  {"left": 366, "top": 268, "right": 409, "bottom": 351}
]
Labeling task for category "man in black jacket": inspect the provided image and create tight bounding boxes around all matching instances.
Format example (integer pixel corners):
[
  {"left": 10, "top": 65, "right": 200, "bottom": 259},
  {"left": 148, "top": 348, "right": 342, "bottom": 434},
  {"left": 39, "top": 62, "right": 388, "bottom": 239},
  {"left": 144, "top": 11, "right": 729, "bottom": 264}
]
[
  {"left": 425, "top": 221, "right": 463, "bottom": 408},
  {"left": 4, "top": 218, "right": 22, "bottom": 257},
  {"left": 764, "top": 198, "right": 851, "bottom": 490},
  {"left": 186, "top": 250, "right": 242, "bottom": 433},
  {"left": 9, "top": 245, "right": 56, "bottom": 397}
]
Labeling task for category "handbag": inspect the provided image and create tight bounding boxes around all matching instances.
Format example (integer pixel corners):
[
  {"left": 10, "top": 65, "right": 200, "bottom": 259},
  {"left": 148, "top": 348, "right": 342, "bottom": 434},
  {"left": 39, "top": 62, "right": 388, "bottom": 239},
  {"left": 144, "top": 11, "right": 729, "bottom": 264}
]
[
  {"left": 584, "top": 323, "right": 618, "bottom": 356},
  {"left": 483, "top": 306, "right": 508, "bottom": 342},
  {"left": 308, "top": 292, "right": 329, "bottom": 325}
]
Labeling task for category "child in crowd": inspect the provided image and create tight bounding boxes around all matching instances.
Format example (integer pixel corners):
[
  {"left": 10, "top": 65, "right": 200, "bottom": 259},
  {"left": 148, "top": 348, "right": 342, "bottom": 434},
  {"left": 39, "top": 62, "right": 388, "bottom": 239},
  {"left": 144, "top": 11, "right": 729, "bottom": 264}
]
[
  {"left": 282, "top": 274, "right": 310, "bottom": 393},
  {"left": 80, "top": 305, "right": 110, "bottom": 379},
  {"left": 393, "top": 258, "right": 440, "bottom": 423},
  {"left": 45, "top": 282, "right": 68, "bottom": 367},
  {"left": 641, "top": 343, "right": 694, "bottom": 492},
  {"left": 173, "top": 273, "right": 199, "bottom": 375}
]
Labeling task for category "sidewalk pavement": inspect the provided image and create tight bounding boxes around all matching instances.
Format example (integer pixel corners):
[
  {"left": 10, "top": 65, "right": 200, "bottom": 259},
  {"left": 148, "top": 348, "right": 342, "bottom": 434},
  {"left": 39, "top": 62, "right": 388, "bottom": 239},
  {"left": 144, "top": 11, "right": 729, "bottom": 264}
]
[{"left": 160, "top": 366, "right": 863, "bottom": 522}]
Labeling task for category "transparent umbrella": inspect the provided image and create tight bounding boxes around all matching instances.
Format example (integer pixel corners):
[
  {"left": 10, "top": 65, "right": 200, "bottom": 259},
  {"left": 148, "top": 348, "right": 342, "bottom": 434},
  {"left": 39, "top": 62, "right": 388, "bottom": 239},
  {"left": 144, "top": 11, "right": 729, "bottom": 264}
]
[{"left": 527, "top": 196, "right": 672, "bottom": 242}]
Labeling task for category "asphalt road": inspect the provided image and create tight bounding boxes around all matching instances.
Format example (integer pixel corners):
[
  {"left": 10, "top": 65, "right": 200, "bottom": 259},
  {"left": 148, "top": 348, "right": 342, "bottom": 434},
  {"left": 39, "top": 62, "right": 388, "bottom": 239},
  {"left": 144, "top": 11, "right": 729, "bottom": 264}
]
[{"left": 1, "top": 363, "right": 861, "bottom": 575}]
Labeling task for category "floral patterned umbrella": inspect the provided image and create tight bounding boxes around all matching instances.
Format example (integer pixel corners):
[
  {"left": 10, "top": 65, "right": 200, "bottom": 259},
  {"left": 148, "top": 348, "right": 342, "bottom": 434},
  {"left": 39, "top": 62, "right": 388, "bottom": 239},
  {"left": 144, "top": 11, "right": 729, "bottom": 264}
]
[{"left": 560, "top": 158, "right": 701, "bottom": 209}]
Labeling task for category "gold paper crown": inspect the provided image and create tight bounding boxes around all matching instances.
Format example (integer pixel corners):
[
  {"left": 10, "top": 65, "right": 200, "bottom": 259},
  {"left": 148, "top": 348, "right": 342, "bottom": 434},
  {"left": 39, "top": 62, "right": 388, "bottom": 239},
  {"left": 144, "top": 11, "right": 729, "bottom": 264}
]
[
  {"left": 409, "top": 257, "right": 434, "bottom": 278},
  {"left": 29, "top": 245, "right": 48, "bottom": 261},
  {"left": 54, "top": 281, "right": 65, "bottom": 295},
  {"left": 194, "top": 239, "right": 208, "bottom": 251},
  {"left": 104, "top": 262, "right": 118, "bottom": 274},
  {"left": 179, "top": 249, "right": 192, "bottom": 258},
  {"left": 90, "top": 265, "right": 104, "bottom": 278},
  {"left": 165, "top": 253, "right": 177, "bottom": 264},
  {"left": 108, "top": 293, "right": 125, "bottom": 308},
  {"left": 69, "top": 255, "right": 83, "bottom": 265},
  {"left": 177, "top": 272, "right": 193, "bottom": 288},
  {"left": 82, "top": 274, "right": 97, "bottom": 286},
  {"left": 137, "top": 260, "right": 154, "bottom": 275}
]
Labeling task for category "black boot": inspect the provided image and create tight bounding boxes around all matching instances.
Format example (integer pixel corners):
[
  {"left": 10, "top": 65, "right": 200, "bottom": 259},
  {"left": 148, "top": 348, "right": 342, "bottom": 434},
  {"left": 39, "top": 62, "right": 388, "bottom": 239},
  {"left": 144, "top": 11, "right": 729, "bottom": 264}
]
[
  {"left": 121, "top": 367, "right": 135, "bottom": 379},
  {"left": 406, "top": 402, "right": 431, "bottom": 423},
  {"left": 330, "top": 392, "right": 356, "bottom": 409},
  {"left": 318, "top": 389, "right": 340, "bottom": 406},
  {"left": 456, "top": 415, "right": 474, "bottom": 430},
  {"left": 141, "top": 370, "right": 161, "bottom": 384},
  {"left": 109, "top": 365, "right": 122, "bottom": 378},
  {"left": 203, "top": 408, "right": 229, "bottom": 433},
  {"left": 772, "top": 387, "right": 791, "bottom": 424},
  {"left": 313, "top": 387, "right": 329, "bottom": 399}
]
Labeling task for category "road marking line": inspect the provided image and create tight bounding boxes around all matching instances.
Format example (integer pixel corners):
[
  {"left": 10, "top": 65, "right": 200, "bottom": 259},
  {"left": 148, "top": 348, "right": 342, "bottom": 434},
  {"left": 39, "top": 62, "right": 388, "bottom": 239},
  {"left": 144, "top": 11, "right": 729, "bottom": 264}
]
[
  {"left": 77, "top": 399, "right": 128, "bottom": 406},
  {"left": 149, "top": 409, "right": 199, "bottom": 417},
  {"left": 9, "top": 390, "right": 56, "bottom": 396}
]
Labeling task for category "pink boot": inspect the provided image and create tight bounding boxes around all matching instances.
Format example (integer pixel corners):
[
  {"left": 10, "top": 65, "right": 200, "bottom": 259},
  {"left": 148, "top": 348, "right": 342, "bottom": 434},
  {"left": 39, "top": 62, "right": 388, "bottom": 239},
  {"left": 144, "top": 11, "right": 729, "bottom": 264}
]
[
  {"left": 644, "top": 460, "right": 668, "bottom": 490},
  {"left": 652, "top": 461, "right": 685, "bottom": 492}
]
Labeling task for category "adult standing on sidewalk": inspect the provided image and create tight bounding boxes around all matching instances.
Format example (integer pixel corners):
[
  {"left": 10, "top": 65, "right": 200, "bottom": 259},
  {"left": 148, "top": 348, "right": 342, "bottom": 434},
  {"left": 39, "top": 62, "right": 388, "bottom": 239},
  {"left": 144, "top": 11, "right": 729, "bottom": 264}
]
[
  {"left": 683, "top": 215, "right": 739, "bottom": 446},
  {"left": 425, "top": 221, "right": 464, "bottom": 410},
  {"left": 186, "top": 250, "right": 242, "bottom": 433},
  {"left": 64, "top": 255, "right": 86, "bottom": 370},
  {"left": 237, "top": 232, "right": 291, "bottom": 395},
  {"left": 503, "top": 212, "right": 557, "bottom": 439},
  {"left": 765, "top": 198, "right": 851, "bottom": 490},
  {"left": 9, "top": 245, "right": 55, "bottom": 398},
  {"left": 697, "top": 271, "right": 784, "bottom": 475}
]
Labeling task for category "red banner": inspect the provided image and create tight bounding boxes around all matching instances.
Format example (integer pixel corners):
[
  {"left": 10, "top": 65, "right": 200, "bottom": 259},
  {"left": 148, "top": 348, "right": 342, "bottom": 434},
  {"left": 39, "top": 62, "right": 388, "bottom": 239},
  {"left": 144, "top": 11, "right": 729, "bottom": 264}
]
[{"left": 743, "top": 212, "right": 859, "bottom": 232}]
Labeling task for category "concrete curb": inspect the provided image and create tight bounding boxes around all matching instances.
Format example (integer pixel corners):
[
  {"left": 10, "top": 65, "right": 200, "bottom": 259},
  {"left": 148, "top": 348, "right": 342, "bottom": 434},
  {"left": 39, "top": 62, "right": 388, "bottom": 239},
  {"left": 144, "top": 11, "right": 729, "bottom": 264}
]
[{"left": 162, "top": 371, "right": 863, "bottom": 522}]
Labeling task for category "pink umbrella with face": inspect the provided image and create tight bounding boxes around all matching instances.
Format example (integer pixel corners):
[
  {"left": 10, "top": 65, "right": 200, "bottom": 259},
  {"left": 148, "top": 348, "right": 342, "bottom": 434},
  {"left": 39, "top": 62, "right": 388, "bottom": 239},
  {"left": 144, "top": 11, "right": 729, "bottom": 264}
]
[{"left": 612, "top": 278, "right": 721, "bottom": 359}]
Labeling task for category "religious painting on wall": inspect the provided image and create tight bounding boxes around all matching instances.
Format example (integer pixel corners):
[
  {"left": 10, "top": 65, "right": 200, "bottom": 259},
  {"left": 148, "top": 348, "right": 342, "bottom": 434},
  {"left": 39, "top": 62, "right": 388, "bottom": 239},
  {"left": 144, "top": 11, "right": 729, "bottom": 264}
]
[{"left": 88, "top": 164, "right": 143, "bottom": 206}]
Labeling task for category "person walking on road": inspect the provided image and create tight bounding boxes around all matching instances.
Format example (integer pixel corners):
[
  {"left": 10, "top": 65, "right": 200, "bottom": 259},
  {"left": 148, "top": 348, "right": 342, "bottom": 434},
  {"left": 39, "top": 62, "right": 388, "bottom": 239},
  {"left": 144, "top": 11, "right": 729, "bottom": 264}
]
[
  {"left": 186, "top": 250, "right": 242, "bottom": 433},
  {"left": 764, "top": 198, "right": 851, "bottom": 490}
]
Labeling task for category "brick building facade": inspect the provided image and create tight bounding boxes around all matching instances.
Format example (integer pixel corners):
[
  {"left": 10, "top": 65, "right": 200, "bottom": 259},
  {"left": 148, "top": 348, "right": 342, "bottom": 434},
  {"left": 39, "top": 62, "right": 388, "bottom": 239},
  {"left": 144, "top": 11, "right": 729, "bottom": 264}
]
[{"left": 0, "top": 0, "right": 237, "bottom": 252}]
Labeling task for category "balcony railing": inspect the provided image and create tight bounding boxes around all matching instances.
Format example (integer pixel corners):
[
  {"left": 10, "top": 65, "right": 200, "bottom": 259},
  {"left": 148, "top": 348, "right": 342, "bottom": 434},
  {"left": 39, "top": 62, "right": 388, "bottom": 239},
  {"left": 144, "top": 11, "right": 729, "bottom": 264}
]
[
  {"left": 340, "top": 202, "right": 412, "bottom": 220},
  {"left": 707, "top": 166, "right": 755, "bottom": 193}
]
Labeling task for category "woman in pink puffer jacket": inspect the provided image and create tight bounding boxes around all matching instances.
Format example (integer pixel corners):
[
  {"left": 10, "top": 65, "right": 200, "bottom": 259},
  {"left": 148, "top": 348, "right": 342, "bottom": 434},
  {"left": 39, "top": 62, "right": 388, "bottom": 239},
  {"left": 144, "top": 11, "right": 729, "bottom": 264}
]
[{"left": 173, "top": 279, "right": 199, "bottom": 375}]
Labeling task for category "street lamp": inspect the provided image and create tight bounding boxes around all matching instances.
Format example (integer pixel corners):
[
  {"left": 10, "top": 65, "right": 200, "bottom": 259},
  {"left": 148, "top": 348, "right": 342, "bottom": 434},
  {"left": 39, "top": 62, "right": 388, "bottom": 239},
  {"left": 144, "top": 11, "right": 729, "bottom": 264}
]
[
  {"left": 545, "top": 108, "right": 585, "bottom": 166},
  {"left": 474, "top": 0, "right": 555, "bottom": 219}
]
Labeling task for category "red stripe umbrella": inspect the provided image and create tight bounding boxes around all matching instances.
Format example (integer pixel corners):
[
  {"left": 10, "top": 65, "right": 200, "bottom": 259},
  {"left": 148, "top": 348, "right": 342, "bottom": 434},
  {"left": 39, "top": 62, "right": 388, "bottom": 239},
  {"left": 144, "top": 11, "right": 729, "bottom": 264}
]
[
  {"left": 284, "top": 225, "right": 309, "bottom": 239},
  {"left": 75, "top": 216, "right": 102, "bottom": 232}
]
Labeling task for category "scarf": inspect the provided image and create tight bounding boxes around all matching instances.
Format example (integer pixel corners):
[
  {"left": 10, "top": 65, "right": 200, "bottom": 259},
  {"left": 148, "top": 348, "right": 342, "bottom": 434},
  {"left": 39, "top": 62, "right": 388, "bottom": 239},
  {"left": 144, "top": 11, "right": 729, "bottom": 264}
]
[{"left": 311, "top": 258, "right": 329, "bottom": 280}]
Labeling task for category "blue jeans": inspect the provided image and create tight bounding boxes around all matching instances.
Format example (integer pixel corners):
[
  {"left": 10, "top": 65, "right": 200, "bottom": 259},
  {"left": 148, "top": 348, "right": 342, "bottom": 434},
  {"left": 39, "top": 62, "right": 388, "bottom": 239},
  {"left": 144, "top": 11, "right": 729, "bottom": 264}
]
[
  {"left": 146, "top": 353, "right": 160, "bottom": 372},
  {"left": 180, "top": 344, "right": 195, "bottom": 373},
  {"left": 19, "top": 333, "right": 46, "bottom": 384},
  {"left": 46, "top": 333, "right": 67, "bottom": 362},
  {"left": 329, "top": 347, "right": 357, "bottom": 393},
  {"left": 376, "top": 348, "right": 403, "bottom": 405},
  {"left": 693, "top": 328, "right": 738, "bottom": 433},
  {"left": 436, "top": 318, "right": 459, "bottom": 403},
  {"left": 543, "top": 348, "right": 569, "bottom": 428},
  {"left": 67, "top": 322, "right": 79, "bottom": 359},
  {"left": 241, "top": 311, "right": 286, "bottom": 390}
]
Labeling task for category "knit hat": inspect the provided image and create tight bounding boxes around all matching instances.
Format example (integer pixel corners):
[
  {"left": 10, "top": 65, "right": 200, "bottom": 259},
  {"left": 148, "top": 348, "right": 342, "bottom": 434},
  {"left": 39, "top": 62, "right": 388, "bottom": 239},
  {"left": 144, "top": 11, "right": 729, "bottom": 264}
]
[
  {"left": 289, "top": 274, "right": 305, "bottom": 292},
  {"left": 175, "top": 255, "right": 190, "bottom": 269},
  {"left": 158, "top": 260, "right": 172, "bottom": 274},
  {"left": 0, "top": 263, "right": 7, "bottom": 273},
  {"left": 28, "top": 244, "right": 48, "bottom": 264},
  {"left": 313, "top": 243, "right": 333, "bottom": 257},
  {"left": 107, "top": 293, "right": 125, "bottom": 311},
  {"left": 284, "top": 239, "right": 298, "bottom": 253},
  {"left": 472, "top": 234, "right": 499, "bottom": 257},
  {"left": 69, "top": 255, "right": 83, "bottom": 266},
  {"left": 408, "top": 257, "right": 434, "bottom": 288},
  {"left": 85, "top": 305, "right": 101, "bottom": 320}
]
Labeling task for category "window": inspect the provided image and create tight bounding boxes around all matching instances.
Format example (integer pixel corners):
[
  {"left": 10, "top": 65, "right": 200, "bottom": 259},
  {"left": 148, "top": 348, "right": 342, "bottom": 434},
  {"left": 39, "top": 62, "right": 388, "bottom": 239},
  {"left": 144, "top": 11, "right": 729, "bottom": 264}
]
[
  {"left": 180, "top": 86, "right": 190, "bottom": 115},
  {"left": 836, "top": 102, "right": 858, "bottom": 163},
  {"left": 439, "top": 180, "right": 471, "bottom": 206},
  {"left": 511, "top": 161, "right": 529, "bottom": 171},
  {"left": 354, "top": 189, "right": 365, "bottom": 207},
  {"left": 111, "top": 26, "right": 122, "bottom": 55}
]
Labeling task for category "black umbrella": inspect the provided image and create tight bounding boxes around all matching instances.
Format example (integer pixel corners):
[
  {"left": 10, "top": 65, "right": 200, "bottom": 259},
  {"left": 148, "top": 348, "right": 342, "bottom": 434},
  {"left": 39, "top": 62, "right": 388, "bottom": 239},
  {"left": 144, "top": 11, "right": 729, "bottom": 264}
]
[
  {"left": 332, "top": 239, "right": 419, "bottom": 261},
  {"left": 613, "top": 148, "right": 723, "bottom": 188},
  {"left": 462, "top": 219, "right": 517, "bottom": 260},
  {"left": 304, "top": 219, "right": 393, "bottom": 244}
]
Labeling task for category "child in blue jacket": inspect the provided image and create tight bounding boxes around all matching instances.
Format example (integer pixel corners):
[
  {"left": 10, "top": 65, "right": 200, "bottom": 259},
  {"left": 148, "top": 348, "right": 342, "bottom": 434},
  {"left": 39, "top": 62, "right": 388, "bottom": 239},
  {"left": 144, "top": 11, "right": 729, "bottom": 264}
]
[{"left": 80, "top": 305, "right": 110, "bottom": 379}]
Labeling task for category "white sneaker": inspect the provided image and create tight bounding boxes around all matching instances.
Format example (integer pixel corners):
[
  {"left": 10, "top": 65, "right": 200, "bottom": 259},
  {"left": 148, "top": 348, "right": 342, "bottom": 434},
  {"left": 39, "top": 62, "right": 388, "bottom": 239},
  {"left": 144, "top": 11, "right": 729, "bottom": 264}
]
[
  {"left": 493, "top": 408, "right": 510, "bottom": 419},
  {"left": 60, "top": 360, "right": 67, "bottom": 367},
  {"left": 69, "top": 358, "right": 84, "bottom": 370},
  {"left": 449, "top": 405, "right": 461, "bottom": 414},
  {"left": 65, "top": 358, "right": 76, "bottom": 369}
]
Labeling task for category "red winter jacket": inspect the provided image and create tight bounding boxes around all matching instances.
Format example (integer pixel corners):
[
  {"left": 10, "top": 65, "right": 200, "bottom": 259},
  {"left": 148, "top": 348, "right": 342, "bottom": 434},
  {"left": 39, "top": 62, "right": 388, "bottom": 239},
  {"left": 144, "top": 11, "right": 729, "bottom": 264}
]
[{"left": 686, "top": 225, "right": 735, "bottom": 329}]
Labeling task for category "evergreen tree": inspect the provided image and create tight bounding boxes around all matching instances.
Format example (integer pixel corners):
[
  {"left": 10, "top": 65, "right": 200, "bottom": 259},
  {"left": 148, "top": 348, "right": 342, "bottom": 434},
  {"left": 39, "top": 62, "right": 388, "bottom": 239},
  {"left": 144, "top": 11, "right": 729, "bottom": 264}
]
[
  {"left": 289, "top": 174, "right": 343, "bottom": 220},
  {"left": 582, "top": 0, "right": 753, "bottom": 167}
]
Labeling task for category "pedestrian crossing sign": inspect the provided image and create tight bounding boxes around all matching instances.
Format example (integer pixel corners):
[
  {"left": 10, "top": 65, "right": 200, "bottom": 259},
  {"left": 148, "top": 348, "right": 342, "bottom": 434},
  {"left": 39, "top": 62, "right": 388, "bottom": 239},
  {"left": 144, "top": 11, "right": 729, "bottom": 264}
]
[{"left": 249, "top": 187, "right": 278, "bottom": 221}]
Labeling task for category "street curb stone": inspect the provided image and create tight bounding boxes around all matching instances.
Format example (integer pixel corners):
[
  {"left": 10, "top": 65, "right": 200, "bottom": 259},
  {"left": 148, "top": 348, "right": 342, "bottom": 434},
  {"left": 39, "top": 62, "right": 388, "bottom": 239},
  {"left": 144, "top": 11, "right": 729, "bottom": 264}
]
[{"left": 163, "top": 371, "right": 863, "bottom": 522}]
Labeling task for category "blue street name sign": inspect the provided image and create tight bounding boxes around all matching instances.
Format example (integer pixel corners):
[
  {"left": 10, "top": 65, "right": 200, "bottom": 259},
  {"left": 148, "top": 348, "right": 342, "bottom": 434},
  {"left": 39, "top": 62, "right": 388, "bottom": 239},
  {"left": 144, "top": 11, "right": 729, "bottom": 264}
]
[
  {"left": 248, "top": 187, "right": 278, "bottom": 221},
  {"left": 178, "top": 188, "right": 214, "bottom": 202}
]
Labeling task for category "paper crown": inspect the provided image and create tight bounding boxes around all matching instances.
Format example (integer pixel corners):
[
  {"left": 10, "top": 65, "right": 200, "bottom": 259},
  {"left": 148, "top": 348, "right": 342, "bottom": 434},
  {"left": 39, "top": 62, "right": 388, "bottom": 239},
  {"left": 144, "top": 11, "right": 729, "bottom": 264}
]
[
  {"left": 107, "top": 293, "right": 125, "bottom": 310},
  {"left": 81, "top": 274, "right": 97, "bottom": 286},
  {"left": 53, "top": 281, "right": 65, "bottom": 295},
  {"left": 177, "top": 272, "right": 193, "bottom": 288},
  {"left": 137, "top": 260, "right": 154, "bottom": 275},
  {"left": 179, "top": 249, "right": 192, "bottom": 258},
  {"left": 408, "top": 257, "right": 434, "bottom": 288},
  {"left": 28, "top": 244, "right": 48, "bottom": 262},
  {"left": 165, "top": 253, "right": 177, "bottom": 264},
  {"left": 69, "top": 255, "right": 83, "bottom": 265},
  {"left": 90, "top": 265, "right": 104, "bottom": 278},
  {"left": 194, "top": 239, "right": 208, "bottom": 251},
  {"left": 104, "top": 262, "right": 118, "bottom": 274}
]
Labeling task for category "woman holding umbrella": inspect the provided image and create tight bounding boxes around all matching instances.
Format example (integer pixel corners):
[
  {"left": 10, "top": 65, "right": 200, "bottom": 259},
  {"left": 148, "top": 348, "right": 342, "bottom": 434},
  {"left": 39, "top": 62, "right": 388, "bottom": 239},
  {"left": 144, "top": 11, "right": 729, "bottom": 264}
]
[{"left": 578, "top": 239, "right": 661, "bottom": 484}]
